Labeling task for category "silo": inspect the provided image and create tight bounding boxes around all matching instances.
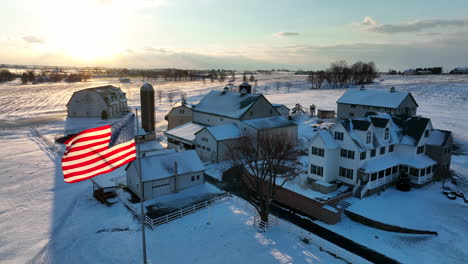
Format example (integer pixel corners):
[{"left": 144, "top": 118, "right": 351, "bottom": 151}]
[{"left": 140, "top": 83, "right": 155, "bottom": 133}]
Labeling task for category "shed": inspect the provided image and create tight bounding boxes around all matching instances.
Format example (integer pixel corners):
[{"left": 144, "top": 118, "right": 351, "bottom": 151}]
[{"left": 126, "top": 150, "right": 205, "bottom": 201}]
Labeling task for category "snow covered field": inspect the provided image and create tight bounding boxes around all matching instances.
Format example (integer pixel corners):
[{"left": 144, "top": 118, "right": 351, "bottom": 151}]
[{"left": 1, "top": 73, "right": 468, "bottom": 263}]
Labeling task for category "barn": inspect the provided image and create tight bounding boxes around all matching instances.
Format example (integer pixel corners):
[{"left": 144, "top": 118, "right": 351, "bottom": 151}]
[
  {"left": 66, "top": 85, "right": 129, "bottom": 118},
  {"left": 126, "top": 150, "right": 205, "bottom": 201}
]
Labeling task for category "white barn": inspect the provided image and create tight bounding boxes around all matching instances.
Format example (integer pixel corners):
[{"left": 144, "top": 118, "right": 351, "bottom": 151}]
[
  {"left": 67, "top": 85, "right": 129, "bottom": 118},
  {"left": 336, "top": 88, "right": 418, "bottom": 119},
  {"left": 126, "top": 150, "right": 205, "bottom": 201}
]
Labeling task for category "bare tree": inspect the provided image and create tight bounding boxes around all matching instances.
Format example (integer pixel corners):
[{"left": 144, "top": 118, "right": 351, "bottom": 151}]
[
  {"left": 227, "top": 132, "right": 300, "bottom": 226},
  {"left": 275, "top": 81, "right": 281, "bottom": 93},
  {"left": 307, "top": 71, "right": 326, "bottom": 89},
  {"left": 180, "top": 92, "right": 187, "bottom": 104},
  {"left": 264, "top": 85, "right": 269, "bottom": 95}
]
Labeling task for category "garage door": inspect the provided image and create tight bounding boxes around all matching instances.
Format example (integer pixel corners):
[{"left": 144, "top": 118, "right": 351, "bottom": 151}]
[{"left": 151, "top": 178, "right": 172, "bottom": 197}]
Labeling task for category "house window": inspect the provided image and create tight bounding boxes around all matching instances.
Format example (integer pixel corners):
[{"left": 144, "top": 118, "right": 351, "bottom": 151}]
[
  {"left": 339, "top": 167, "right": 353, "bottom": 179},
  {"left": 310, "top": 164, "right": 324, "bottom": 176},
  {"left": 196, "top": 175, "right": 200, "bottom": 180},
  {"left": 378, "top": 170, "right": 385, "bottom": 179},
  {"left": 360, "top": 152, "right": 366, "bottom": 160},
  {"left": 370, "top": 149, "right": 376, "bottom": 157},
  {"left": 179, "top": 109, "right": 185, "bottom": 114},
  {"left": 374, "top": 107, "right": 380, "bottom": 110},
  {"left": 334, "top": 132, "right": 344, "bottom": 141},
  {"left": 220, "top": 118, "right": 224, "bottom": 121},
  {"left": 191, "top": 176, "right": 195, "bottom": 181},
  {"left": 400, "top": 165, "right": 408, "bottom": 173},
  {"left": 380, "top": 147, "right": 385, "bottom": 155},
  {"left": 420, "top": 168, "right": 426, "bottom": 176},
  {"left": 427, "top": 166, "right": 431, "bottom": 174},
  {"left": 363, "top": 106, "right": 370, "bottom": 109},
  {"left": 371, "top": 173, "right": 377, "bottom": 181},
  {"left": 366, "top": 131, "right": 372, "bottom": 144},
  {"left": 340, "top": 149, "right": 355, "bottom": 159},
  {"left": 311, "top": 147, "right": 325, "bottom": 157},
  {"left": 351, "top": 104, "right": 356, "bottom": 108},
  {"left": 424, "top": 130, "right": 429, "bottom": 137},
  {"left": 392, "top": 166, "right": 398, "bottom": 174},
  {"left": 417, "top": 145, "right": 425, "bottom": 154},
  {"left": 384, "top": 128, "right": 390, "bottom": 140},
  {"left": 201, "top": 137, "right": 209, "bottom": 142},
  {"left": 349, "top": 112, "right": 355, "bottom": 117},
  {"left": 410, "top": 168, "right": 419, "bottom": 176},
  {"left": 202, "top": 146, "right": 206, "bottom": 150},
  {"left": 385, "top": 168, "right": 392, "bottom": 176},
  {"left": 207, "top": 147, "right": 211, "bottom": 152},
  {"left": 389, "top": 144, "right": 394, "bottom": 152}
]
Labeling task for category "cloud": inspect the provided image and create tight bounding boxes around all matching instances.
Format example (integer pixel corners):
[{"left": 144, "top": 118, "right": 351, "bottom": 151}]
[
  {"left": 361, "top": 16, "right": 378, "bottom": 26},
  {"left": 144, "top": 47, "right": 168, "bottom": 53},
  {"left": 22, "top": 35, "right": 45, "bottom": 44},
  {"left": 93, "top": 0, "right": 168, "bottom": 8},
  {"left": 272, "top": 32, "right": 299, "bottom": 38},
  {"left": 363, "top": 18, "right": 468, "bottom": 34}
]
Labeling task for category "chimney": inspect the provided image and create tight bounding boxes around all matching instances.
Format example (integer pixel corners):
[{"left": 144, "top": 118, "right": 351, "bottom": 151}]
[
  {"left": 390, "top": 87, "right": 396, "bottom": 93},
  {"left": 222, "top": 86, "right": 229, "bottom": 94},
  {"left": 140, "top": 83, "right": 155, "bottom": 133}
]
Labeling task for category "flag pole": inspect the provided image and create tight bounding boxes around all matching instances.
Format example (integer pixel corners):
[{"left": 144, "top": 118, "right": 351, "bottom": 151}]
[{"left": 135, "top": 109, "right": 148, "bottom": 264}]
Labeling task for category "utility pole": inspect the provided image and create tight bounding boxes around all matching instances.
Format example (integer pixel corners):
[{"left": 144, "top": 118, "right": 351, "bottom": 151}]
[{"left": 135, "top": 109, "right": 148, "bottom": 264}]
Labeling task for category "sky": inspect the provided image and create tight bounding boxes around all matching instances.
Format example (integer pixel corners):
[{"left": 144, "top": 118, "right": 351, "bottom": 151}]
[{"left": 1, "top": 0, "right": 468, "bottom": 71}]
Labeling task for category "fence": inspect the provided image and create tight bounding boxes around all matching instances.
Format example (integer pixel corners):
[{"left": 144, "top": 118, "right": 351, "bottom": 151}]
[{"left": 119, "top": 192, "right": 232, "bottom": 229}]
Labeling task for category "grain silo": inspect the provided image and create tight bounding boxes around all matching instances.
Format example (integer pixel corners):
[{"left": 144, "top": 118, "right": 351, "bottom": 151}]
[{"left": 140, "top": 83, "right": 155, "bottom": 133}]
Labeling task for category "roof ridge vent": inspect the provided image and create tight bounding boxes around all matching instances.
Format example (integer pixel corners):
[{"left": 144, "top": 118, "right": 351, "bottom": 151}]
[
  {"left": 390, "top": 87, "right": 396, "bottom": 92},
  {"left": 240, "top": 88, "right": 247, "bottom": 96}
]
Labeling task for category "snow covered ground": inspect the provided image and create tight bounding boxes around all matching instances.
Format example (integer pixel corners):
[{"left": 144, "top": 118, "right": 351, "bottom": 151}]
[
  {"left": 1, "top": 73, "right": 468, "bottom": 263},
  {"left": 316, "top": 182, "right": 468, "bottom": 264}
]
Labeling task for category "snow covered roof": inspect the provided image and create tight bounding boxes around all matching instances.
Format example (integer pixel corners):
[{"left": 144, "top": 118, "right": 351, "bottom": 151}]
[
  {"left": 336, "top": 88, "right": 417, "bottom": 108},
  {"left": 67, "top": 85, "right": 126, "bottom": 106},
  {"left": 313, "top": 130, "right": 339, "bottom": 149},
  {"left": 134, "top": 150, "right": 205, "bottom": 182},
  {"left": 242, "top": 116, "right": 297, "bottom": 129},
  {"left": 164, "top": 122, "right": 205, "bottom": 142},
  {"left": 203, "top": 123, "right": 241, "bottom": 141},
  {"left": 272, "top": 103, "right": 289, "bottom": 110},
  {"left": 361, "top": 154, "right": 436, "bottom": 173},
  {"left": 193, "top": 90, "right": 262, "bottom": 119},
  {"left": 426, "top": 129, "right": 451, "bottom": 146}
]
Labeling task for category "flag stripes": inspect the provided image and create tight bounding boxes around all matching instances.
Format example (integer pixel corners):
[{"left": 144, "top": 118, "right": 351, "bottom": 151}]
[{"left": 62, "top": 125, "right": 136, "bottom": 183}]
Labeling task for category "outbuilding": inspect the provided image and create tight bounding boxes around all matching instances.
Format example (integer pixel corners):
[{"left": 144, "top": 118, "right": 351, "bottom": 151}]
[
  {"left": 66, "top": 85, "right": 128, "bottom": 118},
  {"left": 126, "top": 150, "right": 205, "bottom": 201}
]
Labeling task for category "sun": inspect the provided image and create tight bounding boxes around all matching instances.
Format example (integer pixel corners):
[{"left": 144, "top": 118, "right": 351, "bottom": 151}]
[{"left": 45, "top": 0, "right": 123, "bottom": 62}]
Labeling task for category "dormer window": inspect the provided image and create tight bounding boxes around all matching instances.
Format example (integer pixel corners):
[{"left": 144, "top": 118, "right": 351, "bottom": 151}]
[
  {"left": 384, "top": 127, "right": 390, "bottom": 141},
  {"left": 366, "top": 131, "right": 372, "bottom": 144}
]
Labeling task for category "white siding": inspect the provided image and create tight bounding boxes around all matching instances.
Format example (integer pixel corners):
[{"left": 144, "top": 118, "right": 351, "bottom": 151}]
[
  {"left": 194, "top": 129, "right": 218, "bottom": 162},
  {"left": 241, "top": 96, "right": 280, "bottom": 121},
  {"left": 192, "top": 111, "right": 237, "bottom": 126},
  {"left": 67, "top": 90, "right": 109, "bottom": 117}
]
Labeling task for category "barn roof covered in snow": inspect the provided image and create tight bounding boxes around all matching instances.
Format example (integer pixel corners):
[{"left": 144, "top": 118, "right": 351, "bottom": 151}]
[
  {"left": 164, "top": 122, "right": 205, "bottom": 142},
  {"left": 193, "top": 90, "right": 262, "bottom": 119},
  {"left": 66, "top": 85, "right": 126, "bottom": 106},
  {"left": 132, "top": 150, "right": 205, "bottom": 181},
  {"left": 201, "top": 123, "right": 241, "bottom": 141},
  {"left": 336, "top": 88, "right": 418, "bottom": 108},
  {"left": 242, "top": 116, "right": 297, "bottom": 129}
]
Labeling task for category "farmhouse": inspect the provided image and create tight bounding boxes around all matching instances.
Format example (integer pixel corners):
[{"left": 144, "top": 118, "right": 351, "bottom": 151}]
[
  {"left": 66, "top": 85, "right": 129, "bottom": 118},
  {"left": 336, "top": 87, "right": 418, "bottom": 119},
  {"left": 126, "top": 150, "right": 205, "bottom": 201},
  {"left": 308, "top": 114, "right": 453, "bottom": 197},
  {"left": 192, "top": 87, "right": 280, "bottom": 126},
  {"left": 164, "top": 101, "right": 193, "bottom": 129}
]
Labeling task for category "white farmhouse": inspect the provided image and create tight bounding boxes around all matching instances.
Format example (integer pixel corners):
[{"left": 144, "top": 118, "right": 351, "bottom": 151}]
[
  {"left": 308, "top": 114, "right": 453, "bottom": 197},
  {"left": 126, "top": 150, "right": 205, "bottom": 201},
  {"left": 164, "top": 101, "right": 193, "bottom": 129},
  {"left": 66, "top": 85, "right": 129, "bottom": 118},
  {"left": 336, "top": 87, "right": 418, "bottom": 119},
  {"left": 194, "top": 123, "right": 241, "bottom": 162},
  {"left": 272, "top": 104, "right": 290, "bottom": 119}
]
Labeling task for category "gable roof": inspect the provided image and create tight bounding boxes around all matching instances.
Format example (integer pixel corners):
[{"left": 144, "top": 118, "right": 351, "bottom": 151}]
[
  {"left": 336, "top": 88, "right": 418, "bottom": 108},
  {"left": 203, "top": 123, "right": 241, "bottom": 141},
  {"left": 351, "top": 120, "right": 371, "bottom": 131},
  {"left": 426, "top": 129, "right": 452, "bottom": 146},
  {"left": 164, "top": 122, "right": 204, "bottom": 142},
  {"left": 311, "top": 130, "right": 339, "bottom": 149},
  {"left": 272, "top": 103, "right": 290, "bottom": 110},
  {"left": 193, "top": 90, "right": 263, "bottom": 119},
  {"left": 404, "top": 116, "right": 430, "bottom": 143},
  {"left": 242, "top": 116, "right": 297, "bottom": 129},
  {"left": 131, "top": 150, "right": 205, "bottom": 182},
  {"left": 370, "top": 117, "right": 389, "bottom": 128}
]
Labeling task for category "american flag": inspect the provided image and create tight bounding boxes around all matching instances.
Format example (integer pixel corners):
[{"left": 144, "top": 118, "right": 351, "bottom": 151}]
[{"left": 62, "top": 114, "right": 137, "bottom": 183}]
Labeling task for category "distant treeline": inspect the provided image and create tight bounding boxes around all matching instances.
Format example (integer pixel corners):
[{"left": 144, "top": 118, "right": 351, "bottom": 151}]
[
  {"left": 388, "top": 67, "right": 443, "bottom": 75},
  {"left": 0, "top": 70, "right": 18, "bottom": 83},
  {"left": 306, "top": 60, "right": 378, "bottom": 89}
]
